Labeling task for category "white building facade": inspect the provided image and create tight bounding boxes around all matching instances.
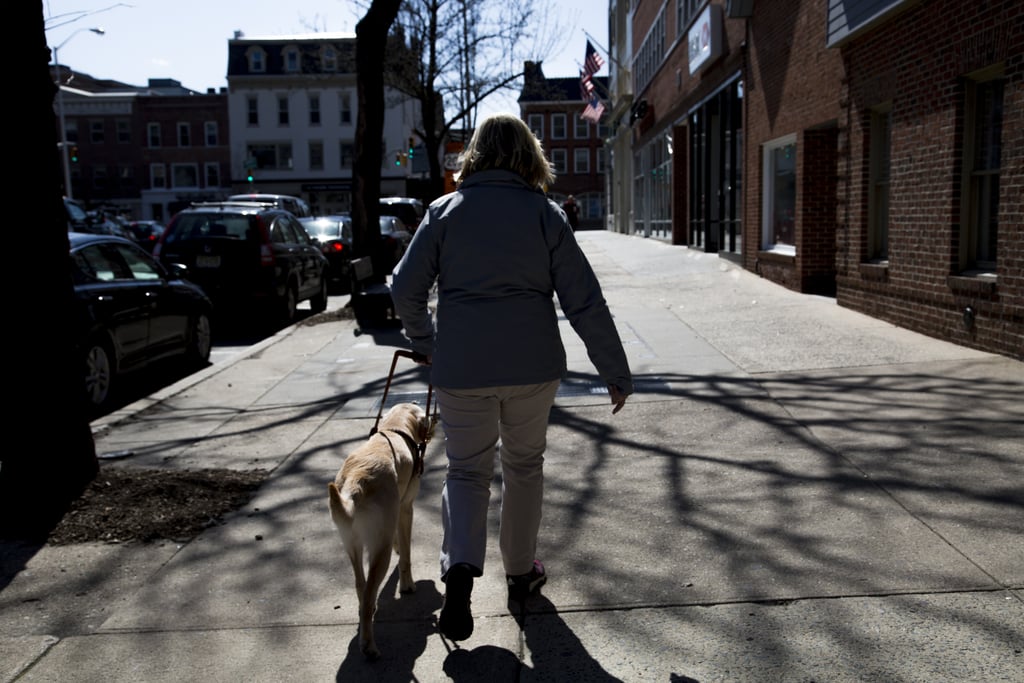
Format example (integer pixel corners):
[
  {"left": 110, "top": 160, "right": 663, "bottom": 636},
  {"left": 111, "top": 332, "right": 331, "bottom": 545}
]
[{"left": 227, "top": 32, "right": 421, "bottom": 216}]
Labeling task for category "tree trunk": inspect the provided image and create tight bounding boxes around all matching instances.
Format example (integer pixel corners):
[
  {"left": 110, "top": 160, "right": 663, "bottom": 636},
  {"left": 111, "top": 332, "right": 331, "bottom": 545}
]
[
  {"left": 353, "top": 0, "right": 403, "bottom": 283},
  {"left": 2, "top": 1, "right": 99, "bottom": 538}
]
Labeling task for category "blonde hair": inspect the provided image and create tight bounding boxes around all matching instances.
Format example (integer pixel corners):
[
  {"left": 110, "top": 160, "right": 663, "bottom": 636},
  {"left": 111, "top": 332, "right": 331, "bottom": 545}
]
[{"left": 458, "top": 113, "right": 556, "bottom": 189}]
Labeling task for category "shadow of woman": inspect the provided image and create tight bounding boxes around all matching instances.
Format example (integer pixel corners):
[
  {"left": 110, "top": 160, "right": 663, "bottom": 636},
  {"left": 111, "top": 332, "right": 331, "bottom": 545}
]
[{"left": 443, "top": 593, "right": 623, "bottom": 682}]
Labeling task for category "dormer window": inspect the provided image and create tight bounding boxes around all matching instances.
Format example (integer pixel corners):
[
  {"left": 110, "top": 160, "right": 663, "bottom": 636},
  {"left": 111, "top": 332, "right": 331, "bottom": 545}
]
[
  {"left": 323, "top": 46, "right": 337, "bottom": 72},
  {"left": 247, "top": 48, "right": 266, "bottom": 73},
  {"left": 284, "top": 47, "right": 300, "bottom": 73}
]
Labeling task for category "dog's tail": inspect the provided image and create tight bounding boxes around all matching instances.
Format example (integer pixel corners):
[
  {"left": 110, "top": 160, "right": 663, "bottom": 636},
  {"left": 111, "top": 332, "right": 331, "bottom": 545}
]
[{"left": 327, "top": 481, "right": 356, "bottom": 525}]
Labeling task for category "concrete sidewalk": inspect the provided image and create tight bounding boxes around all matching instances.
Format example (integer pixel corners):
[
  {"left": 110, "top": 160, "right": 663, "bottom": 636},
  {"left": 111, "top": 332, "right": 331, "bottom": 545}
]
[{"left": 2, "top": 231, "right": 1022, "bottom": 682}]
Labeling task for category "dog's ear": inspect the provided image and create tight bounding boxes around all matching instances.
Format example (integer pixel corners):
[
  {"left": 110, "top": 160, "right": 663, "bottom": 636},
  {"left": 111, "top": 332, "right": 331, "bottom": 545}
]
[{"left": 419, "top": 415, "right": 438, "bottom": 442}]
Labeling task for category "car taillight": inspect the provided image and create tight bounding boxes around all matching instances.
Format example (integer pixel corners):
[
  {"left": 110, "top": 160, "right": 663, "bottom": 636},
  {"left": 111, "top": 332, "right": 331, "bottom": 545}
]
[
  {"left": 254, "top": 216, "right": 275, "bottom": 266},
  {"left": 324, "top": 241, "right": 345, "bottom": 254}
]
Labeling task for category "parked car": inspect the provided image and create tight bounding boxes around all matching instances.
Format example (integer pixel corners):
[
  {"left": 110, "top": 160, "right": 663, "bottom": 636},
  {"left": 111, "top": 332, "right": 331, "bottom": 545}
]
[
  {"left": 299, "top": 215, "right": 354, "bottom": 294},
  {"left": 379, "top": 196, "right": 425, "bottom": 232},
  {"left": 226, "top": 193, "right": 312, "bottom": 218},
  {"left": 126, "top": 220, "right": 166, "bottom": 252},
  {"left": 65, "top": 197, "right": 90, "bottom": 232},
  {"left": 379, "top": 215, "right": 413, "bottom": 271},
  {"left": 70, "top": 232, "right": 213, "bottom": 415},
  {"left": 154, "top": 201, "right": 329, "bottom": 325}
]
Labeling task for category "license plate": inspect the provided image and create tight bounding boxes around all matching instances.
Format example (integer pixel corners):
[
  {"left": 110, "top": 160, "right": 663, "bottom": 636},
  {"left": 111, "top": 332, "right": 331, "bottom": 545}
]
[{"left": 196, "top": 255, "right": 221, "bottom": 268}]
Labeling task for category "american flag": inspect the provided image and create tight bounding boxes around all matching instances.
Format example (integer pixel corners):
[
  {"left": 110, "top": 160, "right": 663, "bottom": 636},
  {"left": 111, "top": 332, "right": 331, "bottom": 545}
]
[
  {"left": 584, "top": 40, "right": 605, "bottom": 76},
  {"left": 579, "top": 69, "right": 595, "bottom": 101},
  {"left": 581, "top": 95, "right": 605, "bottom": 124}
]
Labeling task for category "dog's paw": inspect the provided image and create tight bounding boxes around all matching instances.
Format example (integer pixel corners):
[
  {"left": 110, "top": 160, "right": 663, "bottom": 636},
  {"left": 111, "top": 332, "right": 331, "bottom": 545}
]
[{"left": 361, "top": 640, "right": 381, "bottom": 661}]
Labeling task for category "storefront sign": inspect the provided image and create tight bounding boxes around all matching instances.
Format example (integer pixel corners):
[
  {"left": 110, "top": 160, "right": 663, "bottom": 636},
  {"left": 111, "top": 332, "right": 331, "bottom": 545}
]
[{"left": 688, "top": 4, "right": 723, "bottom": 75}]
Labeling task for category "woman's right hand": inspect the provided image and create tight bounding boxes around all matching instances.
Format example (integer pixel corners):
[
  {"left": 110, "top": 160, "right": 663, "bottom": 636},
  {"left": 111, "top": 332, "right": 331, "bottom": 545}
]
[{"left": 608, "top": 384, "right": 629, "bottom": 414}]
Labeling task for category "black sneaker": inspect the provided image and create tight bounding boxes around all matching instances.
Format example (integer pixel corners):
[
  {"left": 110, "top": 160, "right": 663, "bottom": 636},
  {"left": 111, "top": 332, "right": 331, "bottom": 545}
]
[
  {"left": 506, "top": 559, "right": 547, "bottom": 604},
  {"left": 438, "top": 564, "right": 474, "bottom": 641}
]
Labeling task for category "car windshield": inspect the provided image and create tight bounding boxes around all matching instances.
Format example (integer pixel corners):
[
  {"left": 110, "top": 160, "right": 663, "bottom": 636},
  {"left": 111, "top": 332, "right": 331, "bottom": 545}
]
[{"left": 303, "top": 218, "right": 352, "bottom": 241}]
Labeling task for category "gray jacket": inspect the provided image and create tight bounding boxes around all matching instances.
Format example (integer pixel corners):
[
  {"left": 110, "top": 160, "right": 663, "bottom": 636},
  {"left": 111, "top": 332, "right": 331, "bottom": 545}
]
[{"left": 390, "top": 169, "right": 633, "bottom": 395}]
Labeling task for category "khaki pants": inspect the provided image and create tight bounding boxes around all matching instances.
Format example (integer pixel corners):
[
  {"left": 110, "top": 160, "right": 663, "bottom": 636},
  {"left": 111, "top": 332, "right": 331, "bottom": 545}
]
[{"left": 436, "top": 379, "right": 560, "bottom": 579}]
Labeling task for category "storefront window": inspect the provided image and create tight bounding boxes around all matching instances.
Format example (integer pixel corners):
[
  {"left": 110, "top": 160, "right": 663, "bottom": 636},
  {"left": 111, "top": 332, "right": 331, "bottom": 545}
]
[{"left": 762, "top": 135, "right": 796, "bottom": 253}]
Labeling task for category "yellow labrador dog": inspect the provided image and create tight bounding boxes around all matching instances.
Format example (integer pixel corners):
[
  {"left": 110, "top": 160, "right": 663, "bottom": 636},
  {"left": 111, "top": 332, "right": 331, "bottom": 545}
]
[{"left": 328, "top": 402, "right": 436, "bottom": 660}]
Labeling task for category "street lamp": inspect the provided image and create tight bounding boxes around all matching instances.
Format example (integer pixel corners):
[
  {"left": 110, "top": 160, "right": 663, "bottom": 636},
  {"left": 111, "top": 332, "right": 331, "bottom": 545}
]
[{"left": 52, "top": 27, "right": 105, "bottom": 200}]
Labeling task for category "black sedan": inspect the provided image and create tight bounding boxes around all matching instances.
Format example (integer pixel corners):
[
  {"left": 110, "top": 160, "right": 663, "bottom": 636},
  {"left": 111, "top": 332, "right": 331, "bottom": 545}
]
[
  {"left": 299, "top": 215, "right": 354, "bottom": 293},
  {"left": 70, "top": 232, "right": 213, "bottom": 415}
]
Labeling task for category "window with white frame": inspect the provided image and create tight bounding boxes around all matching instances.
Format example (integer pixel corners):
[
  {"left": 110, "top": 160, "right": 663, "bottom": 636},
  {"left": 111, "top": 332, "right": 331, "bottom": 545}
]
[
  {"left": 551, "top": 148, "right": 567, "bottom": 175},
  {"left": 574, "top": 148, "right": 590, "bottom": 174},
  {"left": 761, "top": 134, "right": 797, "bottom": 253},
  {"left": 147, "top": 122, "right": 160, "bottom": 147},
  {"left": 528, "top": 114, "right": 544, "bottom": 140},
  {"left": 340, "top": 141, "right": 354, "bottom": 168},
  {"left": 65, "top": 120, "right": 79, "bottom": 143},
  {"left": 90, "top": 120, "right": 104, "bottom": 144},
  {"left": 150, "top": 163, "right": 166, "bottom": 188},
  {"left": 960, "top": 70, "right": 1003, "bottom": 273},
  {"left": 204, "top": 121, "right": 218, "bottom": 146},
  {"left": 171, "top": 163, "right": 199, "bottom": 189},
  {"left": 204, "top": 162, "right": 220, "bottom": 188},
  {"left": 92, "top": 165, "right": 108, "bottom": 191},
  {"left": 116, "top": 119, "right": 130, "bottom": 144},
  {"left": 574, "top": 114, "right": 589, "bottom": 139},
  {"left": 248, "top": 143, "right": 294, "bottom": 170},
  {"left": 284, "top": 48, "right": 300, "bottom": 72},
  {"left": 177, "top": 122, "right": 190, "bottom": 147},
  {"left": 309, "top": 140, "right": 324, "bottom": 170},
  {"left": 247, "top": 96, "right": 259, "bottom": 126},
  {"left": 248, "top": 48, "right": 266, "bottom": 73},
  {"left": 278, "top": 95, "right": 290, "bottom": 126},
  {"left": 868, "top": 105, "right": 891, "bottom": 261},
  {"left": 323, "top": 46, "right": 337, "bottom": 71},
  {"left": 340, "top": 92, "right": 352, "bottom": 124},
  {"left": 551, "top": 113, "right": 567, "bottom": 139},
  {"left": 309, "top": 94, "right": 321, "bottom": 125}
]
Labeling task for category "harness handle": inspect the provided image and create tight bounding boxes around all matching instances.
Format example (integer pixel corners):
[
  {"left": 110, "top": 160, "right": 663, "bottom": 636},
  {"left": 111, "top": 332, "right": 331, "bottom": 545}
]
[{"left": 371, "top": 351, "right": 439, "bottom": 476}]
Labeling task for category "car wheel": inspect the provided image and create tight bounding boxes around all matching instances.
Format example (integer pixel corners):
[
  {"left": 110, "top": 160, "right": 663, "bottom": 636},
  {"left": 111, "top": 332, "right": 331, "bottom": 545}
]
[
  {"left": 186, "top": 313, "right": 213, "bottom": 364},
  {"left": 310, "top": 277, "right": 328, "bottom": 313},
  {"left": 280, "top": 283, "right": 298, "bottom": 323},
  {"left": 83, "top": 338, "right": 114, "bottom": 412}
]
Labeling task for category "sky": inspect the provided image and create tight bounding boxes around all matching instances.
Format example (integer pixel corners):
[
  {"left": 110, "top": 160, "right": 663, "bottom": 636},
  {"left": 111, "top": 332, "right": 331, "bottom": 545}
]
[{"left": 43, "top": 0, "right": 609, "bottom": 120}]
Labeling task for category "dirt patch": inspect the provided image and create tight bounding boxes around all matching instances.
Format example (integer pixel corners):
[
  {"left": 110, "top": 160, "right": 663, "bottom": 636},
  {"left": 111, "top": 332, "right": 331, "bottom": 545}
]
[{"left": 47, "top": 464, "right": 269, "bottom": 545}]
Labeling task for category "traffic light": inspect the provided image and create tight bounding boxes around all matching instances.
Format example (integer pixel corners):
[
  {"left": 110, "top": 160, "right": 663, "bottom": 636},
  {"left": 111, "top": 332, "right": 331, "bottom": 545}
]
[
  {"left": 408, "top": 137, "right": 415, "bottom": 159},
  {"left": 247, "top": 172, "right": 254, "bottom": 183},
  {"left": 70, "top": 145, "right": 79, "bottom": 163},
  {"left": 395, "top": 153, "right": 403, "bottom": 167}
]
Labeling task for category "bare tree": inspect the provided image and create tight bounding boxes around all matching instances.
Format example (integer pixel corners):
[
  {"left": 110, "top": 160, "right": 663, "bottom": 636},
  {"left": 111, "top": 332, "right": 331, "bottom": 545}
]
[{"left": 385, "top": 0, "right": 561, "bottom": 199}]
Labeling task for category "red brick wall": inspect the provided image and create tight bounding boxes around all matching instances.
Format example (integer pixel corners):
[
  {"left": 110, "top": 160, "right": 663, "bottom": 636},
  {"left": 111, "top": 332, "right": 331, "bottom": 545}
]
[
  {"left": 837, "top": 0, "right": 1023, "bottom": 360},
  {"left": 742, "top": 0, "right": 845, "bottom": 290}
]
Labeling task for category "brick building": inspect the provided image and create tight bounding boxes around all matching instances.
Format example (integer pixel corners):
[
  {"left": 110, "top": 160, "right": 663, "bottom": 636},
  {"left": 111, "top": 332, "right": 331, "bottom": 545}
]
[
  {"left": 518, "top": 61, "right": 610, "bottom": 230},
  {"left": 51, "top": 69, "right": 230, "bottom": 220},
  {"left": 831, "top": 0, "right": 1022, "bottom": 359},
  {"left": 609, "top": 0, "right": 1021, "bottom": 360}
]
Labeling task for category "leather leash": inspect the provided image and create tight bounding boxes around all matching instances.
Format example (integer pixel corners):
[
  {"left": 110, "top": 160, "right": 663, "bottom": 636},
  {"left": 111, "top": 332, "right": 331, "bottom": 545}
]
[{"left": 371, "top": 350, "right": 438, "bottom": 476}]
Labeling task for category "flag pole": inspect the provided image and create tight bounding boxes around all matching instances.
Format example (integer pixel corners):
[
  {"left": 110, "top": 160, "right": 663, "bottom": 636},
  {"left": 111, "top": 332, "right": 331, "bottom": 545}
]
[{"left": 582, "top": 29, "right": 624, "bottom": 72}]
